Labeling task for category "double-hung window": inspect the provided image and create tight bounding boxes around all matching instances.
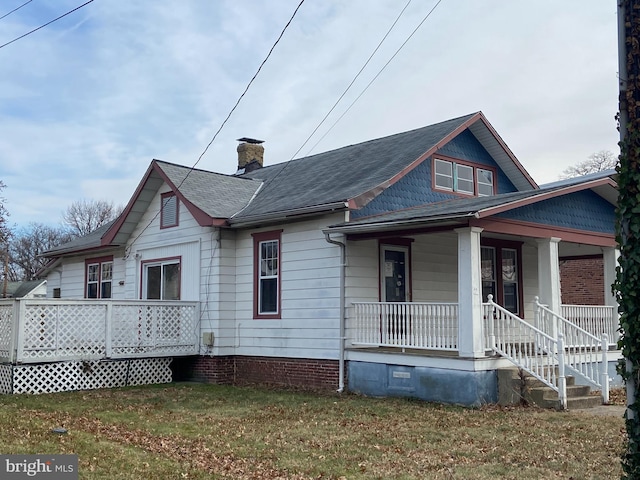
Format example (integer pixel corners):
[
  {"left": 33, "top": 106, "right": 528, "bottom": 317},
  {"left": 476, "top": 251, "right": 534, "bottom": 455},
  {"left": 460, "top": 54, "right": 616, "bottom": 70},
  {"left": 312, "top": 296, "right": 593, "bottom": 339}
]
[
  {"left": 142, "top": 258, "right": 181, "bottom": 300},
  {"left": 253, "top": 230, "right": 282, "bottom": 319},
  {"left": 85, "top": 256, "right": 113, "bottom": 299},
  {"left": 433, "top": 158, "right": 495, "bottom": 196}
]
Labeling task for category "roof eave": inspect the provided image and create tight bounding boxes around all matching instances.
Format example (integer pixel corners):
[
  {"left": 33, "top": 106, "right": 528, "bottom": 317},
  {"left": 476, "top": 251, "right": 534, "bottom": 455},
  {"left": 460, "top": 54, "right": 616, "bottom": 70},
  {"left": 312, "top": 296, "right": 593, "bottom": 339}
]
[
  {"left": 228, "top": 202, "right": 348, "bottom": 228},
  {"left": 476, "top": 177, "right": 618, "bottom": 218},
  {"left": 323, "top": 212, "right": 477, "bottom": 235}
]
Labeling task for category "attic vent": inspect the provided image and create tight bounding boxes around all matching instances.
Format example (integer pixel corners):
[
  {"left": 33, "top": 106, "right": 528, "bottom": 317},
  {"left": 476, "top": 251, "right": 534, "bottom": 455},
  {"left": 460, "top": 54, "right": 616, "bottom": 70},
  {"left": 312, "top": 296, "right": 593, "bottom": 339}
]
[{"left": 237, "top": 138, "right": 264, "bottom": 174}]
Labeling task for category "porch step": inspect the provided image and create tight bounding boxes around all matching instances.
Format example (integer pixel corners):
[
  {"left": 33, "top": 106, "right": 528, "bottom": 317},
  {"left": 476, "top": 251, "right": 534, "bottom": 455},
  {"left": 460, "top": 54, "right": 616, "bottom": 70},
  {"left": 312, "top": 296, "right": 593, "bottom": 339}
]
[{"left": 497, "top": 367, "right": 604, "bottom": 410}]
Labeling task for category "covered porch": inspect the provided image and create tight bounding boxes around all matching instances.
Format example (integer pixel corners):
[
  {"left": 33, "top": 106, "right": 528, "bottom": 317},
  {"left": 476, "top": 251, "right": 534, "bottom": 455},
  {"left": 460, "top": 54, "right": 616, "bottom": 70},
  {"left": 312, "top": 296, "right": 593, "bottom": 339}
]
[
  {"left": 0, "top": 298, "right": 200, "bottom": 394},
  {"left": 335, "top": 220, "right": 620, "bottom": 407}
]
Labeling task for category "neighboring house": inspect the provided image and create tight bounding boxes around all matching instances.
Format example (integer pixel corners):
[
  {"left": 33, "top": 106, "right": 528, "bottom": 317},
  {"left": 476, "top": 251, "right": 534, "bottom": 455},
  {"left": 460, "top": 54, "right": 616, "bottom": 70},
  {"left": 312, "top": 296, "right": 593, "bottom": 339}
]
[
  {"left": 1, "top": 280, "right": 46, "bottom": 299},
  {"left": 32, "top": 111, "right": 619, "bottom": 406}
]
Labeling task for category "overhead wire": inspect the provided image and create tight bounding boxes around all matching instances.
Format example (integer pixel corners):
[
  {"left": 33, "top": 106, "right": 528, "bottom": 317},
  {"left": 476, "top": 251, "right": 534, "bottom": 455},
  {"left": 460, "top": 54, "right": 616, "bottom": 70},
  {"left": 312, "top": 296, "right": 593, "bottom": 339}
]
[
  {"left": 0, "top": 0, "right": 33, "bottom": 21},
  {"left": 258, "top": 0, "right": 444, "bottom": 191},
  {"left": 0, "top": 0, "right": 94, "bottom": 50},
  {"left": 288, "top": 0, "right": 414, "bottom": 160},
  {"left": 125, "top": 0, "right": 306, "bottom": 254},
  {"left": 305, "top": 0, "right": 444, "bottom": 156}
]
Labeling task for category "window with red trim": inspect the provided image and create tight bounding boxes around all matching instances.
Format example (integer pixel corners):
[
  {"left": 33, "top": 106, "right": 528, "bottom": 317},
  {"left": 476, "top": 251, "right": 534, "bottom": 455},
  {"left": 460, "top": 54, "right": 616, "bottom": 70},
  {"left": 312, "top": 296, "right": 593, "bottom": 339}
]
[
  {"left": 433, "top": 157, "right": 495, "bottom": 197},
  {"left": 253, "top": 230, "right": 282, "bottom": 319},
  {"left": 85, "top": 256, "right": 113, "bottom": 298},
  {"left": 481, "top": 239, "right": 523, "bottom": 315},
  {"left": 141, "top": 257, "right": 181, "bottom": 300},
  {"left": 161, "top": 192, "right": 178, "bottom": 228}
]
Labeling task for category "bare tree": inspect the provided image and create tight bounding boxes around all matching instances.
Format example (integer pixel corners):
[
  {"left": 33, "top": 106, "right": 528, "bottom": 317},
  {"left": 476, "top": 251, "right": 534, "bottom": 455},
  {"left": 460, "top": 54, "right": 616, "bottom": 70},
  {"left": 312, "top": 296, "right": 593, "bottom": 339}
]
[
  {"left": 9, "top": 223, "right": 74, "bottom": 281},
  {"left": 0, "top": 180, "right": 9, "bottom": 246},
  {"left": 559, "top": 150, "right": 618, "bottom": 179},
  {"left": 62, "top": 199, "right": 122, "bottom": 237}
]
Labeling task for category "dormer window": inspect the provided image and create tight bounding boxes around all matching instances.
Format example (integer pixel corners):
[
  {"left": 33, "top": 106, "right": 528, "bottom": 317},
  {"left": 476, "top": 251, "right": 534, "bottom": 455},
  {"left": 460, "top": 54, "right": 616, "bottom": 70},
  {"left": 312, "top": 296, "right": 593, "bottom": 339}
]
[
  {"left": 161, "top": 192, "right": 178, "bottom": 228},
  {"left": 433, "top": 157, "right": 495, "bottom": 197}
]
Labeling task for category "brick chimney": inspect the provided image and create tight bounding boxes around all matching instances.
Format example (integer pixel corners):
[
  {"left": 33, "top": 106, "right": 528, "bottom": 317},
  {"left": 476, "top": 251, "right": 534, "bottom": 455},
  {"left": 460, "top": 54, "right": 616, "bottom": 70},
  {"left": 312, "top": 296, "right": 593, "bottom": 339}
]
[{"left": 237, "top": 138, "right": 264, "bottom": 173}]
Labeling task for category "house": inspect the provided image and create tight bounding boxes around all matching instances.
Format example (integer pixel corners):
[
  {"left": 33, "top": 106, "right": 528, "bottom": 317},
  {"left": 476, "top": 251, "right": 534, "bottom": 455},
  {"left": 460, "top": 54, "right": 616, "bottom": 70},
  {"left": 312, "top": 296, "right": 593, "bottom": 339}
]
[
  {"left": 9, "top": 111, "right": 619, "bottom": 406},
  {"left": 1, "top": 280, "right": 46, "bottom": 299}
]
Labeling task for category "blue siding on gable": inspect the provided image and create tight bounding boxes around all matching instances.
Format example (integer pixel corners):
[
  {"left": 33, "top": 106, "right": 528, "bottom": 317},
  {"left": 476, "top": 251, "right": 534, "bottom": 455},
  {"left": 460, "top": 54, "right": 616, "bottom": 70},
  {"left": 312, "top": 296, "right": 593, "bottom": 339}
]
[
  {"left": 496, "top": 190, "right": 615, "bottom": 234},
  {"left": 352, "top": 129, "right": 518, "bottom": 219}
]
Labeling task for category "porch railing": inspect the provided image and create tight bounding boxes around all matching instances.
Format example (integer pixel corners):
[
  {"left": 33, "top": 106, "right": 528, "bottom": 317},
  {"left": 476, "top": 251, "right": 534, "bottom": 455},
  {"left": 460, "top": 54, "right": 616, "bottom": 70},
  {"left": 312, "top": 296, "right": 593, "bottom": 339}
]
[
  {"left": 484, "top": 295, "right": 568, "bottom": 408},
  {"left": 561, "top": 304, "right": 618, "bottom": 347},
  {"left": 537, "top": 297, "right": 609, "bottom": 403},
  {"left": 0, "top": 299, "right": 200, "bottom": 364},
  {"left": 351, "top": 302, "right": 458, "bottom": 351}
]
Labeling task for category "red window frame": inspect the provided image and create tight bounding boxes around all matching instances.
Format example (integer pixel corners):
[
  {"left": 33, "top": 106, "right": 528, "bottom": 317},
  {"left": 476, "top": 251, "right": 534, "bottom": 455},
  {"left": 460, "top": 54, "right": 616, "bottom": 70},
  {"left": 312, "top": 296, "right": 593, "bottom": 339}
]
[
  {"left": 160, "top": 192, "right": 179, "bottom": 229},
  {"left": 84, "top": 255, "right": 114, "bottom": 299},
  {"left": 252, "top": 230, "right": 282, "bottom": 319},
  {"left": 432, "top": 155, "right": 498, "bottom": 197},
  {"left": 140, "top": 256, "right": 182, "bottom": 300},
  {"left": 481, "top": 238, "right": 524, "bottom": 316}
]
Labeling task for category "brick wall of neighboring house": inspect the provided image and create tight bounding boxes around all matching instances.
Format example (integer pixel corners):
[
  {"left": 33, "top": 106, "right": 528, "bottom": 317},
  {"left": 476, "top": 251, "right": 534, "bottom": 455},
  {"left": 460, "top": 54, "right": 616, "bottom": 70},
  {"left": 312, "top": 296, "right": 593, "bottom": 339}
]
[
  {"left": 559, "top": 256, "right": 605, "bottom": 305},
  {"left": 188, "top": 355, "right": 342, "bottom": 391}
]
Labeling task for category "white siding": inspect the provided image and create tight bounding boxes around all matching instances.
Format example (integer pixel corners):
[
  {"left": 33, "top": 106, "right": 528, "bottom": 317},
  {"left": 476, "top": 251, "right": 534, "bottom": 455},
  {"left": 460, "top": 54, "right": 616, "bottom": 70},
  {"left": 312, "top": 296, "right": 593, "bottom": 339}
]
[
  {"left": 345, "top": 232, "right": 460, "bottom": 306},
  {"left": 230, "top": 215, "right": 343, "bottom": 359},
  {"left": 412, "top": 232, "right": 458, "bottom": 302},
  {"left": 47, "top": 251, "right": 126, "bottom": 299}
]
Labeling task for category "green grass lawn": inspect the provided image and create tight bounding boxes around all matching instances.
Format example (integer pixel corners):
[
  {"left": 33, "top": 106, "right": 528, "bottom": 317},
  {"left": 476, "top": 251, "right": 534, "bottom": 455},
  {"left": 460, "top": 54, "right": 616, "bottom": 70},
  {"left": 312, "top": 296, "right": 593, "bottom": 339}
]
[{"left": 0, "top": 383, "right": 625, "bottom": 479}]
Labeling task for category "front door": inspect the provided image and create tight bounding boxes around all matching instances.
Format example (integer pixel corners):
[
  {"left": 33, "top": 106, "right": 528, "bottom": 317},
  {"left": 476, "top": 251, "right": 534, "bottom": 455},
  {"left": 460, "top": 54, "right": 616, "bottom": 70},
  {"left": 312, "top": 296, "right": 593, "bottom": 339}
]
[
  {"left": 381, "top": 246, "right": 409, "bottom": 302},
  {"left": 381, "top": 245, "right": 409, "bottom": 343}
]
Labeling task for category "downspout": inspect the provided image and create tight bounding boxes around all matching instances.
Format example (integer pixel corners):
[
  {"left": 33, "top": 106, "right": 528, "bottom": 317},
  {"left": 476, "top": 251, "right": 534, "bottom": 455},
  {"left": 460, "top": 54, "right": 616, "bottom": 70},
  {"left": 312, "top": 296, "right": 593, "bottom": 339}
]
[{"left": 324, "top": 232, "right": 346, "bottom": 393}]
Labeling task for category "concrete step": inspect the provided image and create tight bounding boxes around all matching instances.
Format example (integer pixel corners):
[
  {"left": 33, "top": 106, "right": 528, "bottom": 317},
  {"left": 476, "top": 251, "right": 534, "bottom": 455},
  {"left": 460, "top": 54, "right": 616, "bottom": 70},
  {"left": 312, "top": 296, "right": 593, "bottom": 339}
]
[{"left": 497, "top": 367, "right": 603, "bottom": 409}]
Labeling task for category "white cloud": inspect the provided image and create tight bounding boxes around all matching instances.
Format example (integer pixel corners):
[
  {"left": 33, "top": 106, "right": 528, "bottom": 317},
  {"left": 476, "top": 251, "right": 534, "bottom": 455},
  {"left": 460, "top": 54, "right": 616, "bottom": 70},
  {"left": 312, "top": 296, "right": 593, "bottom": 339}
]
[{"left": 0, "top": 0, "right": 621, "bottom": 226}]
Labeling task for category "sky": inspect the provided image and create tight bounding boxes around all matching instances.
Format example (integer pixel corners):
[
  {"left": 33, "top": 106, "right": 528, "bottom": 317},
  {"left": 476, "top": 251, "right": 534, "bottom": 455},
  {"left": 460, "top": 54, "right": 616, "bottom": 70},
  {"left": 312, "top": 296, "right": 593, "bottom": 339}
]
[{"left": 0, "top": 0, "right": 621, "bottom": 229}]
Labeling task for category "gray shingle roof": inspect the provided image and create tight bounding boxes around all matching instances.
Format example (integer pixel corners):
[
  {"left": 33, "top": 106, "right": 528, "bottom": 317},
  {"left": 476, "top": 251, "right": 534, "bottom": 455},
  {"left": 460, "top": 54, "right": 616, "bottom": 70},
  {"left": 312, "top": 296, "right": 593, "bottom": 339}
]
[
  {"left": 234, "top": 113, "right": 479, "bottom": 219},
  {"left": 334, "top": 189, "right": 553, "bottom": 227},
  {"left": 42, "top": 220, "right": 116, "bottom": 256},
  {"left": 156, "top": 161, "right": 262, "bottom": 218},
  {"left": 13, "top": 280, "right": 45, "bottom": 298}
]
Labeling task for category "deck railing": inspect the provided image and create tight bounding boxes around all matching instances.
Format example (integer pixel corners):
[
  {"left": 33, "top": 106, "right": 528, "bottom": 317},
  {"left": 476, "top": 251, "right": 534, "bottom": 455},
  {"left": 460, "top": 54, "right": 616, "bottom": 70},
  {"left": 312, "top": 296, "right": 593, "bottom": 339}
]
[
  {"left": 0, "top": 299, "right": 200, "bottom": 363},
  {"left": 560, "top": 304, "right": 618, "bottom": 346},
  {"left": 351, "top": 302, "right": 458, "bottom": 350}
]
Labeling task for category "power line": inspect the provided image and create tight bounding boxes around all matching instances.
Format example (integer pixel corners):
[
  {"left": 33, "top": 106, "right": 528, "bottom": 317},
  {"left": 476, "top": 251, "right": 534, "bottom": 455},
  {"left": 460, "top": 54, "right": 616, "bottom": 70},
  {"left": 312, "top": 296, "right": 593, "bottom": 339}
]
[
  {"left": 0, "top": 0, "right": 94, "bottom": 50},
  {"left": 125, "top": 0, "right": 306, "bottom": 253},
  {"left": 263, "top": 0, "right": 443, "bottom": 191},
  {"left": 0, "top": 0, "right": 33, "bottom": 21},
  {"left": 305, "top": 0, "right": 444, "bottom": 156},
  {"left": 289, "top": 0, "right": 414, "bottom": 160},
  {"left": 189, "top": 0, "right": 305, "bottom": 173}
]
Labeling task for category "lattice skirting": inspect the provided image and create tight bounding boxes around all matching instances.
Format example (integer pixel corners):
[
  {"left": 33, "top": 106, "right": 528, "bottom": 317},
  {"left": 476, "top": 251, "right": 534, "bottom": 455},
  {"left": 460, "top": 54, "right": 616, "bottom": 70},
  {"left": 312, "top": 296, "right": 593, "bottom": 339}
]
[{"left": 0, "top": 358, "right": 173, "bottom": 395}]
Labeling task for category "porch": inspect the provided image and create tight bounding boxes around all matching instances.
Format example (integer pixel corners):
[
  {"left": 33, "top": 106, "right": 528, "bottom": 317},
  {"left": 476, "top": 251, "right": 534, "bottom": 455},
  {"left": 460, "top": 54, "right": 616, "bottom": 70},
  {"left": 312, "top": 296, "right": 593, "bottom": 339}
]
[
  {"left": 349, "top": 300, "right": 618, "bottom": 352},
  {"left": 348, "top": 298, "right": 619, "bottom": 408},
  {"left": 0, "top": 298, "right": 200, "bottom": 394}
]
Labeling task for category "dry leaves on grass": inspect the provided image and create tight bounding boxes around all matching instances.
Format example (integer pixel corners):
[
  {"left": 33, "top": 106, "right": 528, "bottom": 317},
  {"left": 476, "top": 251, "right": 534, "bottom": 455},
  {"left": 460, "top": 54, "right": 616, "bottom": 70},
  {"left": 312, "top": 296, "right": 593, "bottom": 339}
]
[{"left": 24, "top": 410, "right": 312, "bottom": 480}]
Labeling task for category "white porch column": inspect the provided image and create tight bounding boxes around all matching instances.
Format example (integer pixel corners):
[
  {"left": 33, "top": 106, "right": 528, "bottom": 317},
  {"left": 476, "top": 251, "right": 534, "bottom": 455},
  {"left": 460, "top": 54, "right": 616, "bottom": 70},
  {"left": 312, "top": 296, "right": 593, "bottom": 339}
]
[
  {"left": 602, "top": 247, "right": 620, "bottom": 308},
  {"left": 537, "top": 237, "right": 562, "bottom": 313},
  {"left": 456, "top": 226, "right": 485, "bottom": 358}
]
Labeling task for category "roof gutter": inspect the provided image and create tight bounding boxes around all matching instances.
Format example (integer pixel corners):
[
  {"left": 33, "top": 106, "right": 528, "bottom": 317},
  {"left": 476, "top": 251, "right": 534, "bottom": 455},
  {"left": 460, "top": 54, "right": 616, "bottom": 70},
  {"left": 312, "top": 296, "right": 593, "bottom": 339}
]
[{"left": 228, "top": 201, "right": 349, "bottom": 228}]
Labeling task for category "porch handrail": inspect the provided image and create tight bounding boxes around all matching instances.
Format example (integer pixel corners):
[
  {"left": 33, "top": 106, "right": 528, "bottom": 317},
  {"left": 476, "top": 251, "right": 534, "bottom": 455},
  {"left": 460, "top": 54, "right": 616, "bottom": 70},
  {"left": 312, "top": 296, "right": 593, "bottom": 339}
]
[
  {"left": 484, "top": 295, "right": 567, "bottom": 409},
  {"left": 560, "top": 304, "right": 618, "bottom": 346},
  {"left": 351, "top": 302, "right": 458, "bottom": 351},
  {"left": 536, "top": 297, "right": 609, "bottom": 403}
]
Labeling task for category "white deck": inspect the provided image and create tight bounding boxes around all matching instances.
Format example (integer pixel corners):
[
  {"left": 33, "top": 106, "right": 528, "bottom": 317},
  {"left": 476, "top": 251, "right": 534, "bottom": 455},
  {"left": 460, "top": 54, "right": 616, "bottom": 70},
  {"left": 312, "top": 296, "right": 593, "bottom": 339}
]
[{"left": 0, "top": 299, "right": 200, "bottom": 364}]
